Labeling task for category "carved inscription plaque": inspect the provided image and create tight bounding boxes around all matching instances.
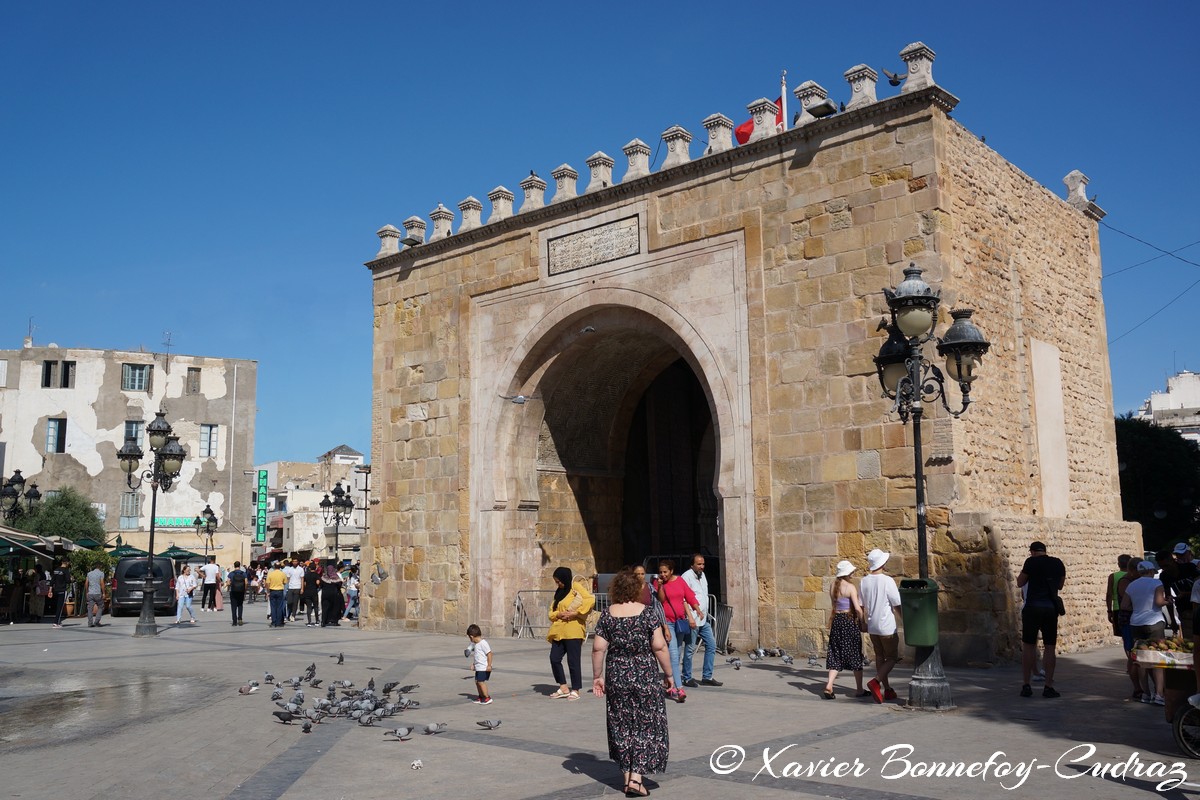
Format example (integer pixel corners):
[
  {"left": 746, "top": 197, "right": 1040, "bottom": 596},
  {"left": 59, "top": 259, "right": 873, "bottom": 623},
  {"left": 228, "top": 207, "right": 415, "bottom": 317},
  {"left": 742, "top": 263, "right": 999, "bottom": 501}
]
[{"left": 547, "top": 215, "right": 639, "bottom": 276}]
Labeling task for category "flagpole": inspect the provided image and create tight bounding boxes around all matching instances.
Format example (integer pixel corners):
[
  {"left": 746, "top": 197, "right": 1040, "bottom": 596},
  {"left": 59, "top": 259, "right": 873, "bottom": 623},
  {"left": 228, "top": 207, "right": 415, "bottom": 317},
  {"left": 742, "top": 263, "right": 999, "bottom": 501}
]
[{"left": 780, "top": 69, "right": 788, "bottom": 132}]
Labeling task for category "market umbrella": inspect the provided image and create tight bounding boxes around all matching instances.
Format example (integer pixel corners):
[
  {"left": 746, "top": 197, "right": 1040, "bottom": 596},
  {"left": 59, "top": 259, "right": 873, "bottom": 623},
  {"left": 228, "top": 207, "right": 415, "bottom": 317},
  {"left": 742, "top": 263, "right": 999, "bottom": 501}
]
[
  {"left": 111, "top": 544, "right": 149, "bottom": 558},
  {"left": 159, "top": 545, "right": 201, "bottom": 560},
  {"left": 73, "top": 536, "right": 106, "bottom": 549}
]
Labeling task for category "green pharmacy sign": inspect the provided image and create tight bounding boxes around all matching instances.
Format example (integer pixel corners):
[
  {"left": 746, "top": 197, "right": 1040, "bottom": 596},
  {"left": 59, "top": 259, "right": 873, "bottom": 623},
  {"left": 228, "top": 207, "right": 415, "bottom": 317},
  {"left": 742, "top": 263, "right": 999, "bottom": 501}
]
[{"left": 255, "top": 470, "right": 268, "bottom": 542}]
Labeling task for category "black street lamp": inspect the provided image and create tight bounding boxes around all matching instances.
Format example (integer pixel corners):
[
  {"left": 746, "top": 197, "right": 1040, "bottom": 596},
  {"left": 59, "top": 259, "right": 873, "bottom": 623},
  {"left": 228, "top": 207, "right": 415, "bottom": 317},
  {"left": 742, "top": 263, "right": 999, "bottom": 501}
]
[
  {"left": 193, "top": 504, "right": 217, "bottom": 558},
  {"left": 117, "top": 409, "right": 187, "bottom": 638},
  {"left": 0, "top": 470, "right": 42, "bottom": 521},
  {"left": 319, "top": 480, "right": 354, "bottom": 563},
  {"left": 873, "top": 263, "right": 990, "bottom": 710}
]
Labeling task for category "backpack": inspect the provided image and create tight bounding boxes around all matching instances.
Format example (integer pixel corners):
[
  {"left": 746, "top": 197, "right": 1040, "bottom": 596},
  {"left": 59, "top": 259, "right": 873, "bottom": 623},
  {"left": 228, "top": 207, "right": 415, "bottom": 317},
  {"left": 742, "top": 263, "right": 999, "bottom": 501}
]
[{"left": 229, "top": 570, "right": 247, "bottom": 593}]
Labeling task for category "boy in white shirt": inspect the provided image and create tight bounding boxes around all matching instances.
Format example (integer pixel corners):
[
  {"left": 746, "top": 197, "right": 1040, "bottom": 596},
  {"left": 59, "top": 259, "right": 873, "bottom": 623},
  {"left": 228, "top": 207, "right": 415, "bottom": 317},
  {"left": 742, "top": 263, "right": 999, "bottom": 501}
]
[{"left": 466, "top": 624, "right": 493, "bottom": 705}]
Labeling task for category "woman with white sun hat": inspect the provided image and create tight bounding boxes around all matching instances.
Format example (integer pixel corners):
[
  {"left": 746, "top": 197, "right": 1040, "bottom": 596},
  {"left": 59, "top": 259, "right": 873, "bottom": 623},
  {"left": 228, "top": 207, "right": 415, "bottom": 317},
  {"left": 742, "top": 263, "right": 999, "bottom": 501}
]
[{"left": 822, "top": 559, "right": 868, "bottom": 700}]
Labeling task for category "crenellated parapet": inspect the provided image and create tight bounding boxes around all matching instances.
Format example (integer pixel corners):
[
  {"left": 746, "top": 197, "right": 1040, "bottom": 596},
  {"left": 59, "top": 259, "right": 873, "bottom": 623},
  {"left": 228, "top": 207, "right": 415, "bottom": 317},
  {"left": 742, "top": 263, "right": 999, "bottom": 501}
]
[{"left": 370, "top": 41, "right": 955, "bottom": 259}]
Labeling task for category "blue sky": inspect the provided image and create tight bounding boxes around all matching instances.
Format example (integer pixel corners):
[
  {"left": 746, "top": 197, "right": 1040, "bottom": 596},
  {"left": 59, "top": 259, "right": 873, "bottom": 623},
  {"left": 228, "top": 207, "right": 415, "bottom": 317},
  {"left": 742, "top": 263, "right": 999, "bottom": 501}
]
[{"left": 2, "top": 2, "right": 1196, "bottom": 462}]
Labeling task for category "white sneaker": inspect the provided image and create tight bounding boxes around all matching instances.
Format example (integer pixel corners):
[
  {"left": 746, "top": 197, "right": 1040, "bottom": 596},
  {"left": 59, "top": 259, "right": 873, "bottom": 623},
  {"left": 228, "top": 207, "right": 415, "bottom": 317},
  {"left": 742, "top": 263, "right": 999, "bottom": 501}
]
[
  {"left": 1152, "top": 694, "right": 1166, "bottom": 706},
  {"left": 1141, "top": 693, "right": 1154, "bottom": 704}
]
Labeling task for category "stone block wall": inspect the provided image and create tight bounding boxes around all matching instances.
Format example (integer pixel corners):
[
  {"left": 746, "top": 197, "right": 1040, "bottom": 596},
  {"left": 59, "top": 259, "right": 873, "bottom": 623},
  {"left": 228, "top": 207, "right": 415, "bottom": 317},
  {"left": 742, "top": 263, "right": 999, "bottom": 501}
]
[{"left": 364, "top": 72, "right": 1133, "bottom": 662}]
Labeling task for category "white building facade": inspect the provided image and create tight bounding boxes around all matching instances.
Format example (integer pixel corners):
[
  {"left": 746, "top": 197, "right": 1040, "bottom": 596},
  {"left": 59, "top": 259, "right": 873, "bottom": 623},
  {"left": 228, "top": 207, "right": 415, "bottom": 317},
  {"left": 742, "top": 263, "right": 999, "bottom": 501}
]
[
  {"left": 0, "top": 338, "right": 257, "bottom": 556},
  {"left": 1137, "top": 371, "right": 1200, "bottom": 444}
]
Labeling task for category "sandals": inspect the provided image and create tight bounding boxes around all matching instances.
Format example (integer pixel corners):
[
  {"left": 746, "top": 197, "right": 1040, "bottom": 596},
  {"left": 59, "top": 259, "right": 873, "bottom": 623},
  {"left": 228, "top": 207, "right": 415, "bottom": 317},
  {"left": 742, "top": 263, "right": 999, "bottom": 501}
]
[
  {"left": 549, "top": 689, "right": 570, "bottom": 699},
  {"left": 624, "top": 778, "right": 649, "bottom": 798},
  {"left": 821, "top": 689, "right": 836, "bottom": 700},
  {"left": 567, "top": 691, "right": 580, "bottom": 700},
  {"left": 855, "top": 690, "right": 872, "bottom": 698}
]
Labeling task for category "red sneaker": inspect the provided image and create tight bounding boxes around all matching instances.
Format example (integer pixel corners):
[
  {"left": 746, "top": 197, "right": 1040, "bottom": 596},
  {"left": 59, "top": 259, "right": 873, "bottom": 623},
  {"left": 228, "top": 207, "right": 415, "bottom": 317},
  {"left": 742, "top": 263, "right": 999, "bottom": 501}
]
[
  {"left": 884, "top": 688, "right": 898, "bottom": 701},
  {"left": 868, "top": 678, "right": 883, "bottom": 704}
]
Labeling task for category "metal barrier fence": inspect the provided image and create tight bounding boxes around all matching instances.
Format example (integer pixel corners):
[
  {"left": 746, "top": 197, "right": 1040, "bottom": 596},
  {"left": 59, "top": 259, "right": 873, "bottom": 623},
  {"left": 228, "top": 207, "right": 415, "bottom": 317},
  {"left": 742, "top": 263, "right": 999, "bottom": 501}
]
[{"left": 510, "top": 589, "right": 728, "bottom": 647}]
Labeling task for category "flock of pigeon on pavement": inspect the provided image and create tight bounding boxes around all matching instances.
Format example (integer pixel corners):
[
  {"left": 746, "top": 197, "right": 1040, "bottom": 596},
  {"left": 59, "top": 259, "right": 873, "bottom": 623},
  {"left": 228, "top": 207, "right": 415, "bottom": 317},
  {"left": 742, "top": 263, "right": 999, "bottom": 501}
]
[
  {"left": 237, "top": 645, "right": 847, "bottom": 768},
  {"left": 239, "top": 650, "right": 501, "bottom": 770}
]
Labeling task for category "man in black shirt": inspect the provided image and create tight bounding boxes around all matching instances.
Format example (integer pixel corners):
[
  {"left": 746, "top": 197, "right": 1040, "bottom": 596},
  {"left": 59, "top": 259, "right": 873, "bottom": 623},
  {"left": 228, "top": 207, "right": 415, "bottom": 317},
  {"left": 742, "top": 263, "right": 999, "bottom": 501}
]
[
  {"left": 1016, "top": 541, "right": 1066, "bottom": 698},
  {"left": 50, "top": 557, "right": 71, "bottom": 628}
]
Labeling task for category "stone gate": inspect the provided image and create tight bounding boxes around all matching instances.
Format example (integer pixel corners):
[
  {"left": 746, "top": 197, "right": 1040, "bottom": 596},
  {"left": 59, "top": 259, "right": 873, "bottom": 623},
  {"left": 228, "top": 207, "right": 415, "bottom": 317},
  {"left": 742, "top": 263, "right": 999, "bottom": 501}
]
[{"left": 361, "top": 41, "right": 1139, "bottom": 663}]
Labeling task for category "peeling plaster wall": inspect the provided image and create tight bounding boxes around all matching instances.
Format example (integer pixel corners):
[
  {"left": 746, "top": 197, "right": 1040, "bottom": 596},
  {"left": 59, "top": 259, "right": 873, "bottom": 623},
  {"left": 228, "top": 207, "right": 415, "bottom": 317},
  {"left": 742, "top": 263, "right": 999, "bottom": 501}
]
[{"left": 0, "top": 345, "right": 257, "bottom": 554}]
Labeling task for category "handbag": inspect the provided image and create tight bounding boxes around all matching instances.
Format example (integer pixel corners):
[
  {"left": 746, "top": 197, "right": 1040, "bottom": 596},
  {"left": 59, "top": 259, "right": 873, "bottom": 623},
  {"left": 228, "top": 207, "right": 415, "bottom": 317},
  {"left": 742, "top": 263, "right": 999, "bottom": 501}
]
[
  {"left": 668, "top": 595, "right": 692, "bottom": 637},
  {"left": 1053, "top": 593, "right": 1066, "bottom": 616}
]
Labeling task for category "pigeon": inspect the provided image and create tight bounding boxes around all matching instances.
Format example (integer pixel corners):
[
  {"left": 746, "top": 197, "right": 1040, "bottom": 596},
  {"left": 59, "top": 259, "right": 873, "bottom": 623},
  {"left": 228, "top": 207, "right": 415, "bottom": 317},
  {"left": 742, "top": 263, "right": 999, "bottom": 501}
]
[
  {"left": 367, "top": 677, "right": 375, "bottom": 691},
  {"left": 781, "top": 654, "right": 795, "bottom": 665},
  {"left": 476, "top": 719, "right": 501, "bottom": 730},
  {"left": 339, "top": 680, "right": 354, "bottom": 689},
  {"left": 730, "top": 658, "right": 742, "bottom": 670},
  {"left": 304, "top": 662, "right": 316, "bottom": 679},
  {"left": 808, "top": 656, "right": 822, "bottom": 668},
  {"left": 238, "top": 684, "right": 258, "bottom": 695},
  {"left": 357, "top": 716, "right": 375, "bottom": 727},
  {"left": 382, "top": 682, "right": 399, "bottom": 694},
  {"left": 248, "top": 680, "right": 260, "bottom": 687},
  {"left": 272, "top": 711, "right": 295, "bottom": 724},
  {"left": 291, "top": 691, "right": 305, "bottom": 705},
  {"left": 332, "top": 652, "right": 344, "bottom": 665},
  {"left": 276, "top": 702, "right": 301, "bottom": 714},
  {"left": 422, "top": 722, "right": 447, "bottom": 735},
  {"left": 725, "top": 657, "right": 739, "bottom": 664},
  {"left": 882, "top": 68, "right": 905, "bottom": 87},
  {"left": 385, "top": 727, "right": 414, "bottom": 740},
  {"left": 264, "top": 672, "right": 275, "bottom": 683},
  {"left": 398, "top": 684, "right": 420, "bottom": 693},
  {"left": 301, "top": 721, "right": 313, "bottom": 733},
  {"left": 309, "top": 678, "right": 323, "bottom": 688},
  {"left": 410, "top": 760, "right": 423, "bottom": 770},
  {"left": 270, "top": 688, "right": 283, "bottom": 701}
]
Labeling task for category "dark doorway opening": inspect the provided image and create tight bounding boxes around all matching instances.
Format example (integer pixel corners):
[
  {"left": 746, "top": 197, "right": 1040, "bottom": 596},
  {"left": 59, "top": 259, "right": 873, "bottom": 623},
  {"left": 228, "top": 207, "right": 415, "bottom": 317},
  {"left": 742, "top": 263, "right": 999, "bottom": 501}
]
[{"left": 620, "top": 359, "right": 720, "bottom": 599}]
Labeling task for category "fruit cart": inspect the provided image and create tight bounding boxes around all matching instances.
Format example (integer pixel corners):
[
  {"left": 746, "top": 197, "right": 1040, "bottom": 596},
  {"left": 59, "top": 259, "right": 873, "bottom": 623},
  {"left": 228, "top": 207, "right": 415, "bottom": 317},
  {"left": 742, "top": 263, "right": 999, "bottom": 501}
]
[{"left": 1133, "top": 642, "right": 1200, "bottom": 758}]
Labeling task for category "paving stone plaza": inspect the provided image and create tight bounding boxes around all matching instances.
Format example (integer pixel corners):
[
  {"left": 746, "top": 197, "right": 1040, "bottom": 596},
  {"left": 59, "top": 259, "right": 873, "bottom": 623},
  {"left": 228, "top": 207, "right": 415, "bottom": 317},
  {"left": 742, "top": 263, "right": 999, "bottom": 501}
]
[{"left": 1, "top": 616, "right": 1194, "bottom": 799}]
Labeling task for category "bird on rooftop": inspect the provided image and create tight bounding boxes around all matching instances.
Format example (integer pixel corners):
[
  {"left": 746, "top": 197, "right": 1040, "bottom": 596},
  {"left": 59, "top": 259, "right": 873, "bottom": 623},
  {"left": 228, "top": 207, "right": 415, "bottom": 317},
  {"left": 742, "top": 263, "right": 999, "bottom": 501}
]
[{"left": 881, "top": 68, "right": 905, "bottom": 87}]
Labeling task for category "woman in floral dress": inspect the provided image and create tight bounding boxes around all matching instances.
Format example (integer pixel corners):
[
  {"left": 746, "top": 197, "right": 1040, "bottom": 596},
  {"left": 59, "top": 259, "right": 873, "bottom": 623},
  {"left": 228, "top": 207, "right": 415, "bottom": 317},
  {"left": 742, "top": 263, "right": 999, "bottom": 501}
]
[{"left": 592, "top": 569, "right": 675, "bottom": 797}]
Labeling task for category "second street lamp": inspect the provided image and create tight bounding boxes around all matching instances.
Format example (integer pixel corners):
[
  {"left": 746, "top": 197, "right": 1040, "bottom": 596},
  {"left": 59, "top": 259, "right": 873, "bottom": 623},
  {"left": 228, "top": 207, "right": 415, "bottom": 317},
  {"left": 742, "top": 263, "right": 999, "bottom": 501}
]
[
  {"left": 873, "top": 263, "right": 990, "bottom": 711},
  {"left": 193, "top": 504, "right": 217, "bottom": 558},
  {"left": 117, "top": 409, "right": 188, "bottom": 638},
  {"left": 319, "top": 481, "right": 354, "bottom": 563}
]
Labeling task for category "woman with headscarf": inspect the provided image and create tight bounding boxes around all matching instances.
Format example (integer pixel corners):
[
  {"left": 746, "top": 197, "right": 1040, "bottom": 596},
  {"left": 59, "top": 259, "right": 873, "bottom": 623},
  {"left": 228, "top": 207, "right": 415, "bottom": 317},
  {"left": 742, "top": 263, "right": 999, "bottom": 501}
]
[
  {"left": 319, "top": 563, "right": 344, "bottom": 627},
  {"left": 301, "top": 560, "right": 321, "bottom": 627},
  {"left": 547, "top": 566, "right": 595, "bottom": 700}
]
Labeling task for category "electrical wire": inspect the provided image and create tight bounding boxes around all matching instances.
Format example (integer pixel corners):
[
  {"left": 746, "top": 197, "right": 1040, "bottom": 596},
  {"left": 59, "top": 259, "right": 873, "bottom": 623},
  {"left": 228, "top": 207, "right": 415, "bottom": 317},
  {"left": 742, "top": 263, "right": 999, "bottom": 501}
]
[
  {"left": 1101, "top": 222, "right": 1200, "bottom": 272},
  {"left": 1098, "top": 221, "right": 1200, "bottom": 344}
]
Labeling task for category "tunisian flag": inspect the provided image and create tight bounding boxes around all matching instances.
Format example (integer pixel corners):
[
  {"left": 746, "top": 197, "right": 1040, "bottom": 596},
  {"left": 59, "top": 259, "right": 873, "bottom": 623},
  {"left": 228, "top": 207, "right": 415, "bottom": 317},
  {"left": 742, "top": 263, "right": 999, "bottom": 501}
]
[{"left": 734, "top": 96, "right": 784, "bottom": 145}]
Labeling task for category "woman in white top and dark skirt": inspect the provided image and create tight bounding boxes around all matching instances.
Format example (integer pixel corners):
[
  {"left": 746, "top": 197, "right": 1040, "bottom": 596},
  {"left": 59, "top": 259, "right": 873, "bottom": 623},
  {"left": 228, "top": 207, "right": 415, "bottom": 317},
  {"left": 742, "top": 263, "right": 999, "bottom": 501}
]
[{"left": 822, "top": 560, "right": 868, "bottom": 700}]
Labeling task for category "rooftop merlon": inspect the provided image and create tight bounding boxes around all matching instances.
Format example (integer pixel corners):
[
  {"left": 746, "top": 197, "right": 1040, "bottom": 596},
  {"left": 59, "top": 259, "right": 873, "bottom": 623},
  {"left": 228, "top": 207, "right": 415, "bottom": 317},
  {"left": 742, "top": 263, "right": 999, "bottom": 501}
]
[
  {"left": 487, "top": 186, "right": 514, "bottom": 223},
  {"left": 519, "top": 173, "right": 547, "bottom": 213},
  {"left": 622, "top": 139, "right": 652, "bottom": 183},
  {"left": 430, "top": 203, "right": 454, "bottom": 239},
  {"left": 585, "top": 152, "right": 614, "bottom": 193},
  {"left": 660, "top": 125, "right": 692, "bottom": 170},
  {"left": 899, "top": 41, "right": 937, "bottom": 93},
  {"left": 702, "top": 113, "right": 734, "bottom": 155},
  {"left": 458, "top": 196, "right": 483, "bottom": 232},
  {"left": 375, "top": 224, "right": 401, "bottom": 258},
  {"left": 745, "top": 98, "right": 779, "bottom": 143},
  {"left": 843, "top": 64, "right": 879, "bottom": 110},
  {"left": 551, "top": 164, "right": 578, "bottom": 202}
]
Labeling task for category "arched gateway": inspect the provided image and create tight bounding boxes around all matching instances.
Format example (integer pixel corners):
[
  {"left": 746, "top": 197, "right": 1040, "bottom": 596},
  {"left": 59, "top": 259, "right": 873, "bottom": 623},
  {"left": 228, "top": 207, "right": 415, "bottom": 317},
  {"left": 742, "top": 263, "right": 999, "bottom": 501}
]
[{"left": 363, "top": 42, "right": 1138, "bottom": 663}]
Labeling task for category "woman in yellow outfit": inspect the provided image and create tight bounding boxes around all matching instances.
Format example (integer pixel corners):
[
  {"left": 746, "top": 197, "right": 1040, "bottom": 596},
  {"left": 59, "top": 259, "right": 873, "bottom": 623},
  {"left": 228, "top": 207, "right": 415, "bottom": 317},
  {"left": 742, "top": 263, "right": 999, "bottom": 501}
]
[{"left": 547, "top": 566, "right": 596, "bottom": 700}]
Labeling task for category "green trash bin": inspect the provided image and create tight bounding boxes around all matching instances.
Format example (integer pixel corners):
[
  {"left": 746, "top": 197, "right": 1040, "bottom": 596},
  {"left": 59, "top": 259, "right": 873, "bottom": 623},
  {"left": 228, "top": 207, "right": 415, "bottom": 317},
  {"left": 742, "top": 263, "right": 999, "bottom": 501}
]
[{"left": 899, "top": 578, "right": 939, "bottom": 647}]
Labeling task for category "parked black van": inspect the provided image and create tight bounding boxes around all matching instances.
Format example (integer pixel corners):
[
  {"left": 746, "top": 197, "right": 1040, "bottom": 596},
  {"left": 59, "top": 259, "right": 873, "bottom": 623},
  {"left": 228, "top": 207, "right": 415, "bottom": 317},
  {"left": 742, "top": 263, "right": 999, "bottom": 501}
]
[{"left": 110, "top": 556, "right": 176, "bottom": 615}]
